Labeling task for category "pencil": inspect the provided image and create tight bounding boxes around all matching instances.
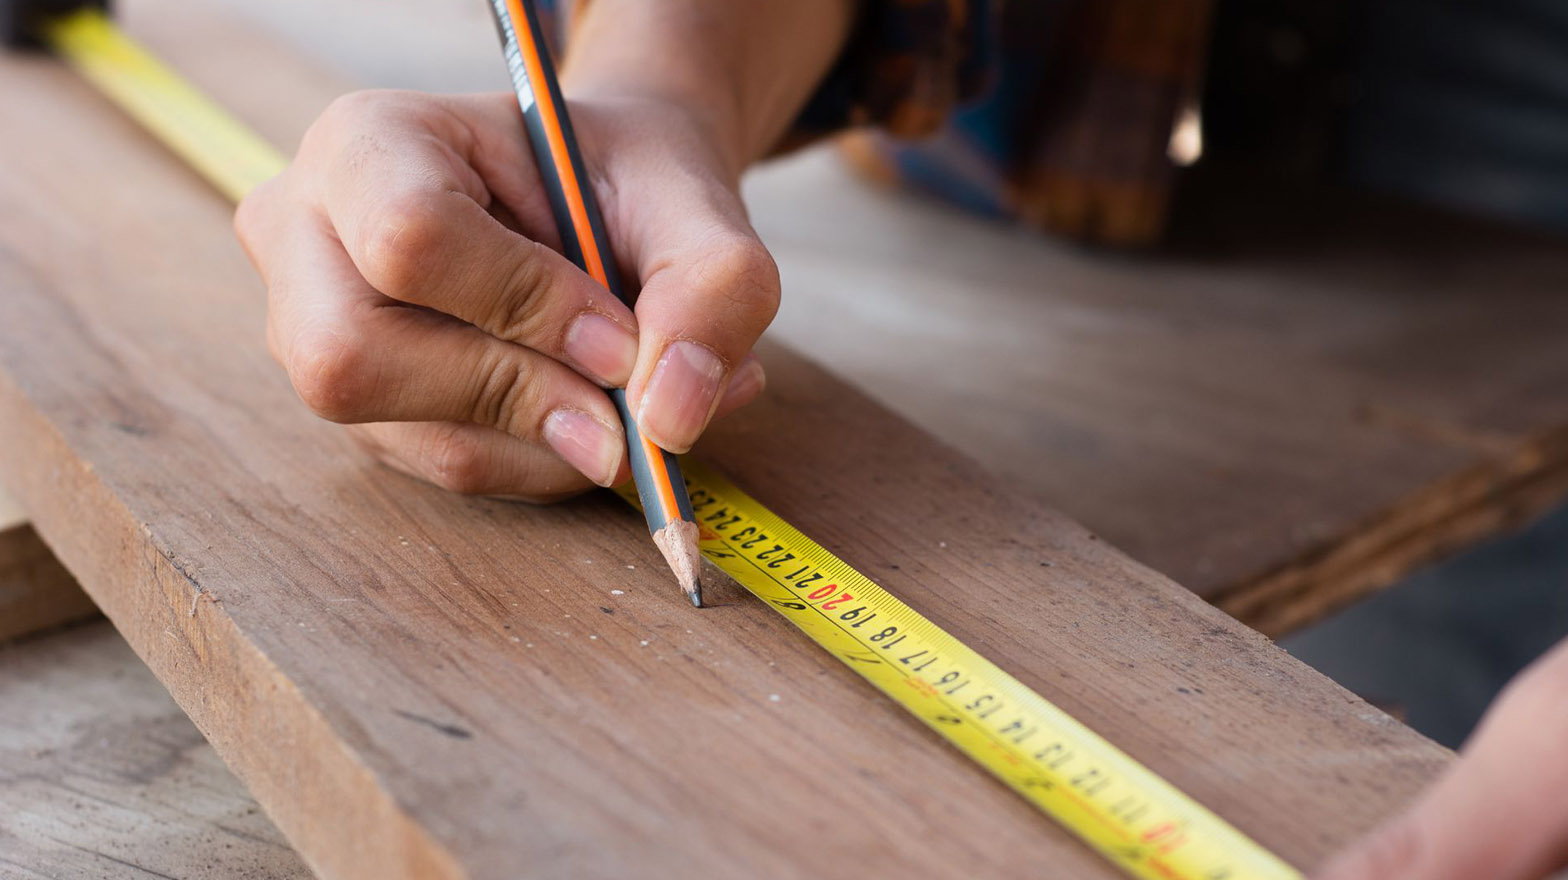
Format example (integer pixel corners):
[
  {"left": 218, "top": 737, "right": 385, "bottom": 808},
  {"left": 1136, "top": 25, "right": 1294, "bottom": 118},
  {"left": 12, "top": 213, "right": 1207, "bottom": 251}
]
[{"left": 486, "top": 0, "right": 704, "bottom": 607}]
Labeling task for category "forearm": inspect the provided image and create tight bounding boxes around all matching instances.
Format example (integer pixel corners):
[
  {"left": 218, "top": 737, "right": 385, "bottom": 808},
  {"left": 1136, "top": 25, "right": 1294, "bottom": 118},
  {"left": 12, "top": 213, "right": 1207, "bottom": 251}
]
[{"left": 559, "top": 0, "right": 857, "bottom": 179}]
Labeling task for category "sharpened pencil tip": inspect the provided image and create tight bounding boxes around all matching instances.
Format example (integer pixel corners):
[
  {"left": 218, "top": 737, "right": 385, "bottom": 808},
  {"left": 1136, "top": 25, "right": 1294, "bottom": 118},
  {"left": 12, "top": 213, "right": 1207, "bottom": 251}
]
[{"left": 652, "top": 519, "right": 705, "bottom": 609}]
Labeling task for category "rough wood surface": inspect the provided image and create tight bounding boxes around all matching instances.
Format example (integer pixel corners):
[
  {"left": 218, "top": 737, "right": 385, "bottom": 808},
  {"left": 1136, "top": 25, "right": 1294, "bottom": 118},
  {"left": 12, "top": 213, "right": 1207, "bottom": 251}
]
[
  {"left": 184, "top": 0, "right": 1568, "bottom": 637},
  {"left": 751, "top": 159, "right": 1568, "bottom": 637},
  {"left": 0, "top": 4, "right": 1452, "bottom": 879},
  {"left": 0, "top": 620, "right": 309, "bottom": 879},
  {"left": 0, "top": 487, "right": 98, "bottom": 643}
]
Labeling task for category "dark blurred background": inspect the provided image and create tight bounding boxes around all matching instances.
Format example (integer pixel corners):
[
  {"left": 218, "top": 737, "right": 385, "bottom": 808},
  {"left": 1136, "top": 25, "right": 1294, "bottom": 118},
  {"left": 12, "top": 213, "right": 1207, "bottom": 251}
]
[{"left": 1204, "top": 0, "right": 1568, "bottom": 746}]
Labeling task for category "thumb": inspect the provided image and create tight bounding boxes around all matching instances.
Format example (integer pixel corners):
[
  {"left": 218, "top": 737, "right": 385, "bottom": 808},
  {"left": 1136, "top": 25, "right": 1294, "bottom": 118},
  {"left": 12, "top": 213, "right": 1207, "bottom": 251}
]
[
  {"left": 1314, "top": 637, "right": 1568, "bottom": 880},
  {"left": 622, "top": 188, "right": 779, "bottom": 454}
]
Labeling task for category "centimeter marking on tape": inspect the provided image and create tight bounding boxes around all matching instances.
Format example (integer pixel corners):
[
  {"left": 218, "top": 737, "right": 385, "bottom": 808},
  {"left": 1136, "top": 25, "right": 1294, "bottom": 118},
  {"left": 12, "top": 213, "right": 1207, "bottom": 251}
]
[
  {"left": 635, "top": 463, "right": 1299, "bottom": 880},
  {"left": 40, "top": 9, "right": 1301, "bottom": 879}
]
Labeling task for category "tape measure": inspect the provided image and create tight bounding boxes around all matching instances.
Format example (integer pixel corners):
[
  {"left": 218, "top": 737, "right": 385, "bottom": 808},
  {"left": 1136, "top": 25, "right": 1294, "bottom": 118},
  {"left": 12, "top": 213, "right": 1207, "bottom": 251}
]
[{"left": 40, "top": 10, "right": 1302, "bottom": 879}]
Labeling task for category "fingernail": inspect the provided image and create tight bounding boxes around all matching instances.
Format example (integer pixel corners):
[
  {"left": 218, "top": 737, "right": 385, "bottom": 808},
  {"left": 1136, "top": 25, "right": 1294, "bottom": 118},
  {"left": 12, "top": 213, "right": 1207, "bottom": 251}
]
[
  {"left": 717, "top": 356, "right": 766, "bottom": 411},
  {"left": 638, "top": 340, "right": 726, "bottom": 453},
  {"left": 542, "top": 408, "right": 623, "bottom": 487},
  {"left": 564, "top": 312, "right": 638, "bottom": 386}
]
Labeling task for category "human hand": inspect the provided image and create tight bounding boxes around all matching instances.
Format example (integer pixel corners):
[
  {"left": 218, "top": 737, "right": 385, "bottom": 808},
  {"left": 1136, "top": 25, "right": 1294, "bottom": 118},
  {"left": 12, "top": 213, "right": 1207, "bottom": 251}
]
[
  {"left": 236, "top": 89, "right": 778, "bottom": 501},
  {"left": 1314, "top": 636, "right": 1568, "bottom": 880}
]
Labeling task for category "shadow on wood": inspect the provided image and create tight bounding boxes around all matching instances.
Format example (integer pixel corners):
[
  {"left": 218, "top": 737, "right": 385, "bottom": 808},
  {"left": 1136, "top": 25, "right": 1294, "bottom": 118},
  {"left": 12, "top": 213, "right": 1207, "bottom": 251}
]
[{"left": 0, "top": 489, "right": 99, "bottom": 642}]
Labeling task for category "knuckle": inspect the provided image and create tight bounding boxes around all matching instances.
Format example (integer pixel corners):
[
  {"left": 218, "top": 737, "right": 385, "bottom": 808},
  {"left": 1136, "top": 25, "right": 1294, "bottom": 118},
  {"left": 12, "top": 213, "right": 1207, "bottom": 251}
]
[
  {"left": 302, "top": 90, "right": 452, "bottom": 182},
  {"left": 310, "top": 90, "right": 451, "bottom": 162},
  {"left": 423, "top": 428, "right": 493, "bottom": 495},
  {"left": 695, "top": 235, "right": 781, "bottom": 327},
  {"left": 471, "top": 356, "right": 543, "bottom": 436},
  {"left": 232, "top": 179, "right": 273, "bottom": 247},
  {"left": 359, "top": 193, "right": 446, "bottom": 297},
  {"left": 303, "top": 91, "right": 388, "bottom": 158},
  {"left": 418, "top": 426, "right": 581, "bottom": 501},
  {"left": 318, "top": 89, "right": 405, "bottom": 131},
  {"left": 233, "top": 175, "right": 293, "bottom": 268},
  {"left": 489, "top": 240, "right": 555, "bottom": 342},
  {"left": 287, "top": 325, "right": 373, "bottom": 422}
]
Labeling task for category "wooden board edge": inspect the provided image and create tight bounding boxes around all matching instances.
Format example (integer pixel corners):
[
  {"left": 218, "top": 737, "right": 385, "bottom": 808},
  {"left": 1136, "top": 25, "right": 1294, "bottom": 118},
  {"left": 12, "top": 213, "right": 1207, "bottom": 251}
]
[
  {"left": 0, "top": 368, "right": 462, "bottom": 880},
  {"left": 0, "top": 620, "right": 312, "bottom": 878},
  {"left": 1219, "top": 427, "right": 1568, "bottom": 636}
]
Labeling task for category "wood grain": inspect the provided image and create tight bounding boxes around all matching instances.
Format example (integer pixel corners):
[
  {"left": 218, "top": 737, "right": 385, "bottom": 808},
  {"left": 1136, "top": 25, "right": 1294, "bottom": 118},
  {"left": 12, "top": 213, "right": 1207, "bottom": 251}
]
[
  {"left": 0, "top": 620, "right": 309, "bottom": 879},
  {"left": 192, "top": 0, "right": 1568, "bottom": 636},
  {"left": 748, "top": 154, "right": 1568, "bottom": 636},
  {"left": 0, "top": 3, "right": 1449, "bottom": 878}
]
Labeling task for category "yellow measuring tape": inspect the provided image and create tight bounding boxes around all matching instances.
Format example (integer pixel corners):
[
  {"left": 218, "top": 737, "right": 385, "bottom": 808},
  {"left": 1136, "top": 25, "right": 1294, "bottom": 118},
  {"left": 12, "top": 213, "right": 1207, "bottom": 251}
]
[
  {"left": 43, "top": 10, "right": 283, "bottom": 203},
  {"left": 42, "top": 10, "right": 1301, "bottom": 879}
]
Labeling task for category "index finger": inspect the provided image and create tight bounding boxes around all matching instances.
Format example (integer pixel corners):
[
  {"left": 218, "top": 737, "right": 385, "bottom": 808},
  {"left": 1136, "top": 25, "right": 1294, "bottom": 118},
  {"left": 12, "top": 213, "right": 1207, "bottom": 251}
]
[
  {"left": 1314, "top": 638, "right": 1568, "bottom": 880},
  {"left": 314, "top": 91, "right": 641, "bottom": 388}
]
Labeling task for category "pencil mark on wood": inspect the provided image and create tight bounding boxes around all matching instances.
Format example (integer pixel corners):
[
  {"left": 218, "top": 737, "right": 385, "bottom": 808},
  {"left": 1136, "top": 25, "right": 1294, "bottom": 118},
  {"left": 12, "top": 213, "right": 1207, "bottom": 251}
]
[
  {"left": 393, "top": 709, "right": 474, "bottom": 741},
  {"left": 46, "top": 837, "right": 182, "bottom": 880}
]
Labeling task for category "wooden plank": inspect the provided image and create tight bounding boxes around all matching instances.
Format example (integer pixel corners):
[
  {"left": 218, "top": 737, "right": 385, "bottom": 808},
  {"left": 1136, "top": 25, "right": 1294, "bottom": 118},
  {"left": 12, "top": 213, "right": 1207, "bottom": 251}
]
[
  {"left": 751, "top": 157, "right": 1568, "bottom": 637},
  {"left": 0, "top": 619, "right": 309, "bottom": 878},
  {"left": 0, "top": 4, "right": 1449, "bottom": 879},
  {"left": 191, "top": 0, "right": 1568, "bottom": 636}
]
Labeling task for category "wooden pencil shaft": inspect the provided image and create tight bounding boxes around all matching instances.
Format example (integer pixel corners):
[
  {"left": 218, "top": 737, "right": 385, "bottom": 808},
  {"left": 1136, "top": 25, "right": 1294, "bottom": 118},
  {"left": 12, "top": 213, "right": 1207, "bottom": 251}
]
[
  {"left": 487, "top": 0, "right": 695, "bottom": 536},
  {"left": 492, "top": 0, "right": 625, "bottom": 301},
  {"left": 613, "top": 388, "right": 694, "bottom": 533}
]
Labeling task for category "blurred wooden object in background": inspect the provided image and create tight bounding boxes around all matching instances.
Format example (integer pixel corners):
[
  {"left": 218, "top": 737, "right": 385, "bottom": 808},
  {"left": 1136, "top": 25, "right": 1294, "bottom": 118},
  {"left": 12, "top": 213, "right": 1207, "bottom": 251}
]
[
  {"left": 0, "top": 620, "right": 308, "bottom": 877},
  {"left": 846, "top": 0, "right": 1215, "bottom": 247},
  {"left": 0, "top": 487, "right": 97, "bottom": 643}
]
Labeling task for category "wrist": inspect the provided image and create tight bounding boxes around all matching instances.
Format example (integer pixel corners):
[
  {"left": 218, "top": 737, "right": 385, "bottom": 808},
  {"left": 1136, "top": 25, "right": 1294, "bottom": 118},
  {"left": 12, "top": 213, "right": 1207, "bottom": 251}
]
[
  {"left": 558, "top": 0, "right": 856, "bottom": 175},
  {"left": 559, "top": 74, "right": 751, "bottom": 186}
]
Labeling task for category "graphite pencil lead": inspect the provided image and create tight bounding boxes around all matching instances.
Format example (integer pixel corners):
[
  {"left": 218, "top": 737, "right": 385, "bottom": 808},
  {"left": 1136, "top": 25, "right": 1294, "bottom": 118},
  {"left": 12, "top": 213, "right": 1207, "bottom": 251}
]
[{"left": 652, "top": 519, "right": 704, "bottom": 608}]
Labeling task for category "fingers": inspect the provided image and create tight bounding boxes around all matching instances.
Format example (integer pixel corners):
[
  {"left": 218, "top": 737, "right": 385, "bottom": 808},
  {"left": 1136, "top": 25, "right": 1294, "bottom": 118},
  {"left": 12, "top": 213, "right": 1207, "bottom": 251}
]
[
  {"left": 1314, "top": 637, "right": 1568, "bottom": 880},
  {"left": 329, "top": 178, "right": 641, "bottom": 390},
  {"left": 294, "top": 302, "right": 626, "bottom": 492},
  {"left": 237, "top": 88, "right": 778, "bottom": 502},
  {"left": 619, "top": 189, "right": 779, "bottom": 453},
  {"left": 712, "top": 351, "right": 767, "bottom": 421},
  {"left": 347, "top": 421, "right": 626, "bottom": 503},
  {"left": 306, "top": 91, "right": 642, "bottom": 388},
  {"left": 245, "top": 207, "right": 628, "bottom": 489}
]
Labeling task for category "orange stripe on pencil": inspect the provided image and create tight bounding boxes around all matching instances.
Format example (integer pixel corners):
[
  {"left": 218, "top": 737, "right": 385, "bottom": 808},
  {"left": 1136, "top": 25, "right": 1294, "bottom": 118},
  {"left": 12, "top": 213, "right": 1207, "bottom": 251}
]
[
  {"left": 508, "top": 1, "right": 608, "bottom": 287},
  {"left": 490, "top": 0, "right": 704, "bottom": 606}
]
